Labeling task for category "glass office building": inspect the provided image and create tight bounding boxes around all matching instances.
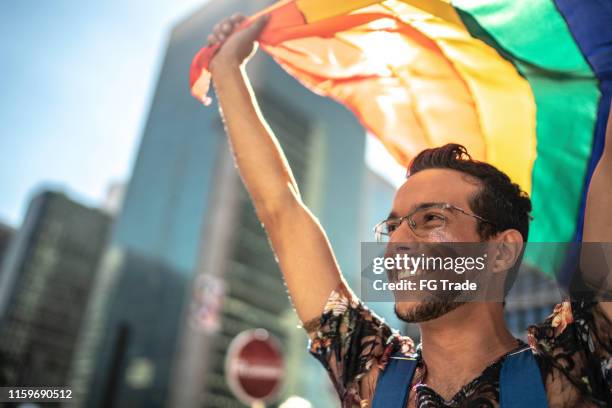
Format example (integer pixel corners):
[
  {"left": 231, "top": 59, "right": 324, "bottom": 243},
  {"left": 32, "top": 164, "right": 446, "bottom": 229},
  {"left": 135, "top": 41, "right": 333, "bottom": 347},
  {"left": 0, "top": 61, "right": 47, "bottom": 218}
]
[
  {"left": 69, "top": 1, "right": 372, "bottom": 407},
  {"left": 0, "top": 190, "right": 111, "bottom": 387},
  {"left": 0, "top": 221, "right": 14, "bottom": 277},
  {"left": 0, "top": 222, "right": 13, "bottom": 258}
]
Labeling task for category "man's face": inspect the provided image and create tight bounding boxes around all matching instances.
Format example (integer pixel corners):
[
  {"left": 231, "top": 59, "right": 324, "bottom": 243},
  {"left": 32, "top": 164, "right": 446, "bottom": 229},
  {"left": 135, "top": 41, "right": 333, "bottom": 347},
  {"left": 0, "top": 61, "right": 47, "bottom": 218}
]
[{"left": 388, "top": 168, "right": 484, "bottom": 323}]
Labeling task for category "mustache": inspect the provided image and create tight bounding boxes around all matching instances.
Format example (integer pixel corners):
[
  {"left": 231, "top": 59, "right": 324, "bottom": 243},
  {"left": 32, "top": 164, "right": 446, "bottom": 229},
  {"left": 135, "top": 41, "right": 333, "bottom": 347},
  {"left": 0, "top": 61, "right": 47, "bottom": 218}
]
[
  {"left": 384, "top": 243, "right": 461, "bottom": 259},
  {"left": 383, "top": 244, "right": 468, "bottom": 283}
]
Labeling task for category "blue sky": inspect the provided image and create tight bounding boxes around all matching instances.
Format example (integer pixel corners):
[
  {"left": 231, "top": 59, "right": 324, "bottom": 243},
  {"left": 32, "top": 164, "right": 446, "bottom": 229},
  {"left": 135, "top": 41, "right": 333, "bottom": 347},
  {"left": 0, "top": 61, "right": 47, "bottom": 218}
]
[
  {"left": 0, "top": 0, "right": 405, "bottom": 229},
  {"left": 0, "top": 0, "right": 208, "bottom": 227}
]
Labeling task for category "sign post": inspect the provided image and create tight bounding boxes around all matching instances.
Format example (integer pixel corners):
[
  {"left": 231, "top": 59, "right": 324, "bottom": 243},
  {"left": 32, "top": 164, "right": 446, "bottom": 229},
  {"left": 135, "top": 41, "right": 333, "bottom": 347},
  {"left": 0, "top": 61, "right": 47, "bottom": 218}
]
[{"left": 225, "top": 329, "right": 284, "bottom": 407}]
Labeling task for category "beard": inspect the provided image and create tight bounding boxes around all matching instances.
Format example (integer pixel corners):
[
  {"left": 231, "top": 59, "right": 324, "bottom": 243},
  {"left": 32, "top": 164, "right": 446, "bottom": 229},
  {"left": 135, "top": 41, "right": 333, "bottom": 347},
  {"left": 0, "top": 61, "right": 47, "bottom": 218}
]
[
  {"left": 394, "top": 300, "right": 465, "bottom": 323},
  {"left": 392, "top": 270, "right": 467, "bottom": 323}
]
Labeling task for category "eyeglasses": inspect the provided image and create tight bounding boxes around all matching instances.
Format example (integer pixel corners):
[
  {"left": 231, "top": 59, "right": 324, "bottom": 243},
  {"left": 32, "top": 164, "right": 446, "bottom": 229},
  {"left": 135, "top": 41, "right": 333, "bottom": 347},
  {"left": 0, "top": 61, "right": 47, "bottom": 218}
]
[{"left": 373, "top": 203, "right": 496, "bottom": 242}]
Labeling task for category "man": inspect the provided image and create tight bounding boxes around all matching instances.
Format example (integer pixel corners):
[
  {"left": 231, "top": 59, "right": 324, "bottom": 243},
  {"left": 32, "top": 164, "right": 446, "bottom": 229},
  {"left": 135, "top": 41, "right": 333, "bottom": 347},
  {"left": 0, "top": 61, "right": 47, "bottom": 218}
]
[{"left": 206, "top": 13, "right": 611, "bottom": 407}]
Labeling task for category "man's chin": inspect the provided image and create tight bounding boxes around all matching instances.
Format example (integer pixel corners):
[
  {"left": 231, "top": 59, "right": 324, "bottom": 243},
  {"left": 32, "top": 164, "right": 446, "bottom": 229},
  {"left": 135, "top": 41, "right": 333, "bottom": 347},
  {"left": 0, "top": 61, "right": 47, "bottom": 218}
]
[{"left": 394, "top": 300, "right": 464, "bottom": 323}]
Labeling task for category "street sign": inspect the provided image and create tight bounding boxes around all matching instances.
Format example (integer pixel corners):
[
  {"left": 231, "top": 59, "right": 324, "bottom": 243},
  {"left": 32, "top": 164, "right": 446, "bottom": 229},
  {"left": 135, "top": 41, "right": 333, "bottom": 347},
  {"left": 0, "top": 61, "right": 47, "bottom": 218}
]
[{"left": 225, "top": 329, "right": 284, "bottom": 406}]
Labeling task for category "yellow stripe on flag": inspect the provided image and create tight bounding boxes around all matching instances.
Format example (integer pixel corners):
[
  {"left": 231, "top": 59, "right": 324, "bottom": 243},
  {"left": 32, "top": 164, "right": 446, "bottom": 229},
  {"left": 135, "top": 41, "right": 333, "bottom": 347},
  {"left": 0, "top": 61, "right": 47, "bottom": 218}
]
[
  {"left": 297, "top": 0, "right": 381, "bottom": 23},
  {"left": 398, "top": 0, "right": 465, "bottom": 27},
  {"left": 298, "top": 0, "right": 463, "bottom": 27},
  {"left": 384, "top": 0, "right": 536, "bottom": 192}
]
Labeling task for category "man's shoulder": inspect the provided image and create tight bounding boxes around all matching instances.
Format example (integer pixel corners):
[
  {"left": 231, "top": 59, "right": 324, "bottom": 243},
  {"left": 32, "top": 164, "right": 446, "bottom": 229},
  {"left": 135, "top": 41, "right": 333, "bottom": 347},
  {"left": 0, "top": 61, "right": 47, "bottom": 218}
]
[
  {"left": 527, "top": 301, "right": 574, "bottom": 351},
  {"left": 527, "top": 301, "right": 612, "bottom": 405}
]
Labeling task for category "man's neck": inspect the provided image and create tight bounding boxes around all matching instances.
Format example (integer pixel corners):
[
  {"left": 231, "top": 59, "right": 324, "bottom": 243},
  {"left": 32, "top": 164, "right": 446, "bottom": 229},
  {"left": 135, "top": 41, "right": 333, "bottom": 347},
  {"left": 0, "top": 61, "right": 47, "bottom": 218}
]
[{"left": 417, "top": 303, "right": 517, "bottom": 399}]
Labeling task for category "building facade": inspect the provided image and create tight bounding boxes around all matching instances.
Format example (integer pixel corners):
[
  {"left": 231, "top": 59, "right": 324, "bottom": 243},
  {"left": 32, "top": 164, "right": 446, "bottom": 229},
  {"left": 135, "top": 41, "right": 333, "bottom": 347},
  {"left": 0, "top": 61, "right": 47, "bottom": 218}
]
[
  {"left": 0, "top": 221, "right": 14, "bottom": 278},
  {"left": 0, "top": 190, "right": 111, "bottom": 387},
  {"left": 69, "top": 1, "right": 370, "bottom": 407}
]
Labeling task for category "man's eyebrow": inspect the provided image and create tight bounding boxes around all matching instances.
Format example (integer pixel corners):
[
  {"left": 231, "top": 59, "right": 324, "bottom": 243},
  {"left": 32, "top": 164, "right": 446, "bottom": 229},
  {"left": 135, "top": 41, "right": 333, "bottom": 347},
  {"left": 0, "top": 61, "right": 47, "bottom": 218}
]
[
  {"left": 417, "top": 202, "right": 444, "bottom": 210},
  {"left": 388, "top": 202, "right": 446, "bottom": 219}
]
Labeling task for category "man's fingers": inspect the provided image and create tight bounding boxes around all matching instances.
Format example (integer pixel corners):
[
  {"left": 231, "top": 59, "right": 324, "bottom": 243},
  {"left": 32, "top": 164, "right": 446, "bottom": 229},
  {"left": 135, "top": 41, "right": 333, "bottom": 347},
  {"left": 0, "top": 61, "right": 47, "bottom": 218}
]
[
  {"left": 207, "top": 14, "right": 250, "bottom": 47},
  {"left": 221, "top": 21, "right": 233, "bottom": 34},
  {"left": 243, "top": 14, "right": 270, "bottom": 40},
  {"left": 230, "top": 13, "right": 245, "bottom": 23}
]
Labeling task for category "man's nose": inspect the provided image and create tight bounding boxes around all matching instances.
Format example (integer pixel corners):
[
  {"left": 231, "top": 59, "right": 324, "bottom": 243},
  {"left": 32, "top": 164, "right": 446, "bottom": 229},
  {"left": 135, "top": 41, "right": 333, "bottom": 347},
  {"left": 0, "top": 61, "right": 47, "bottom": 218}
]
[
  {"left": 390, "top": 218, "right": 419, "bottom": 243},
  {"left": 385, "top": 223, "right": 422, "bottom": 260}
]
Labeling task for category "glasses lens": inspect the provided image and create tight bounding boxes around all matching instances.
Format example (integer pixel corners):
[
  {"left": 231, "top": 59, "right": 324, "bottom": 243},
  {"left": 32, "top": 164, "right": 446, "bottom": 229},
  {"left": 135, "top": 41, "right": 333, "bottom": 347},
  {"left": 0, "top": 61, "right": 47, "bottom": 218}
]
[
  {"left": 374, "top": 220, "right": 393, "bottom": 242},
  {"left": 385, "top": 218, "right": 402, "bottom": 235},
  {"left": 374, "top": 224, "right": 385, "bottom": 242},
  {"left": 411, "top": 207, "right": 447, "bottom": 236}
]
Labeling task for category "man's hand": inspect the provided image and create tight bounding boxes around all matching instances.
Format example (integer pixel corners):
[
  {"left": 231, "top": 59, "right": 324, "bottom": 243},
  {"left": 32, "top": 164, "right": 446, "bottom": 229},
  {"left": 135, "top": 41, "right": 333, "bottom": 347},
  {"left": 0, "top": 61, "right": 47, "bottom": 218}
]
[{"left": 208, "top": 13, "right": 269, "bottom": 73}]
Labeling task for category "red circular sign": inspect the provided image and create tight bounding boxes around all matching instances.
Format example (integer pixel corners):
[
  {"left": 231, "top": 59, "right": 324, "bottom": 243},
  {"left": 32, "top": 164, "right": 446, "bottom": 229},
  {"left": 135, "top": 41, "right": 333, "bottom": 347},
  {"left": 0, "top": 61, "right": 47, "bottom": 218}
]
[{"left": 225, "top": 329, "right": 284, "bottom": 405}]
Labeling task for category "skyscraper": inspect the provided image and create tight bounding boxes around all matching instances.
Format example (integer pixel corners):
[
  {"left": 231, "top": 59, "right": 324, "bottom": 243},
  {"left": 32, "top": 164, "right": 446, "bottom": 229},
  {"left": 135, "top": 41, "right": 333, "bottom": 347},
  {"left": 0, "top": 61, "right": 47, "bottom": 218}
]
[
  {"left": 0, "top": 190, "right": 111, "bottom": 387},
  {"left": 69, "top": 1, "right": 369, "bottom": 407},
  {"left": 0, "top": 221, "right": 14, "bottom": 276}
]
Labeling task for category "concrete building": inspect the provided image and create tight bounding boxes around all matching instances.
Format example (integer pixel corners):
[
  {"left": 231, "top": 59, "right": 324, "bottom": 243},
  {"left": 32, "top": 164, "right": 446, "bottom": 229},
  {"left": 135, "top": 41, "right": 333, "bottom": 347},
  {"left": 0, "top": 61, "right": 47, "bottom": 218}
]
[{"left": 0, "top": 190, "right": 111, "bottom": 387}]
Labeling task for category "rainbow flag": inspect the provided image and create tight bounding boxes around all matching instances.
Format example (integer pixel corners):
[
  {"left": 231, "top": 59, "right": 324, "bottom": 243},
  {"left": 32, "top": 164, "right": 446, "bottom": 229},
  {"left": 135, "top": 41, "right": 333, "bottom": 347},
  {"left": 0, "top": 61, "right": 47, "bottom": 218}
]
[{"left": 190, "top": 0, "right": 612, "bottom": 244}]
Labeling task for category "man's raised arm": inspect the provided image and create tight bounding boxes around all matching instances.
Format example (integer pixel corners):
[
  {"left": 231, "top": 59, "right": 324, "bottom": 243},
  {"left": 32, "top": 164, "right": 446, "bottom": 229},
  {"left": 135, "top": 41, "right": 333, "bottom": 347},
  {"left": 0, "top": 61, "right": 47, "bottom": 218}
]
[
  {"left": 207, "top": 14, "right": 345, "bottom": 323},
  {"left": 582, "top": 97, "right": 612, "bottom": 318}
]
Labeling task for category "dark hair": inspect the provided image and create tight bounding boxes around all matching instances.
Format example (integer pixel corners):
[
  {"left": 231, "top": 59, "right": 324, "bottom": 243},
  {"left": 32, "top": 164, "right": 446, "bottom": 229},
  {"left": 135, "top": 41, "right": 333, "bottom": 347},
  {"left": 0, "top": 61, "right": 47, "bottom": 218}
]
[
  {"left": 408, "top": 144, "right": 532, "bottom": 297},
  {"left": 407, "top": 143, "right": 532, "bottom": 242}
]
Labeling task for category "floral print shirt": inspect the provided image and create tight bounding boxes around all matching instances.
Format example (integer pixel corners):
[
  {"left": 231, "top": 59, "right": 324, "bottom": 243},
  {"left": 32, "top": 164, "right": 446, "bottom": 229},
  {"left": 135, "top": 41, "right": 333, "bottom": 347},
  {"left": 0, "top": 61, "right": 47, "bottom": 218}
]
[{"left": 304, "top": 285, "right": 612, "bottom": 407}]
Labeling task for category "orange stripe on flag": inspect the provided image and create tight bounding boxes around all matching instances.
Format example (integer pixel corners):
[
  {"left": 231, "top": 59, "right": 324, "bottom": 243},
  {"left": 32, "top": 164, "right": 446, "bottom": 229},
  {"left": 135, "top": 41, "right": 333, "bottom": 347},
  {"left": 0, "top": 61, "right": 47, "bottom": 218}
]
[
  {"left": 190, "top": 0, "right": 536, "bottom": 193},
  {"left": 261, "top": 9, "right": 485, "bottom": 164}
]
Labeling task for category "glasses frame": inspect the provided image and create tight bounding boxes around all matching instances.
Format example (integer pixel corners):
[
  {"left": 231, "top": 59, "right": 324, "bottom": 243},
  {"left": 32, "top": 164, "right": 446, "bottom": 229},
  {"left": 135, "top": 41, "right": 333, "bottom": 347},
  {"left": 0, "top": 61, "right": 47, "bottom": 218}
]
[{"left": 373, "top": 203, "right": 497, "bottom": 242}]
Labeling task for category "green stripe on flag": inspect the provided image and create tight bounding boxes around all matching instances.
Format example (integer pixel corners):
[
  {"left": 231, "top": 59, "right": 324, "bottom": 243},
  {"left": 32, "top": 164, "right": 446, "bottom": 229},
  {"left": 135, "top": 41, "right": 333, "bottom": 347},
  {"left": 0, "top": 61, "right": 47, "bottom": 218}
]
[{"left": 453, "top": 0, "right": 599, "bottom": 245}]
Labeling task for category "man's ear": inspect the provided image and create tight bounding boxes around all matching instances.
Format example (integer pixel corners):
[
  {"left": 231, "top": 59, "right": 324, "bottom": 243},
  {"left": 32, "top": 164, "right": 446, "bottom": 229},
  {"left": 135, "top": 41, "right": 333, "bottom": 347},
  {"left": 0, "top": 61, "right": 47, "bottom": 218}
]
[{"left": 490, "top": 229, "right": 524, "bottom": 274}]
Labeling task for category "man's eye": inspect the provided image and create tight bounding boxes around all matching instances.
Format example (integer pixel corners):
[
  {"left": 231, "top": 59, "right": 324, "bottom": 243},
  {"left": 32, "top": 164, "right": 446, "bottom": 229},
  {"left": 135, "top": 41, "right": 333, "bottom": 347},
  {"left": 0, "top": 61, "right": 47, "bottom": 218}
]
[
  {"left": 422, "top": 212, "right": 445, "bottom": 223},
  {"left": 386, "top": 220, "right": 399, "bottom": 233}
]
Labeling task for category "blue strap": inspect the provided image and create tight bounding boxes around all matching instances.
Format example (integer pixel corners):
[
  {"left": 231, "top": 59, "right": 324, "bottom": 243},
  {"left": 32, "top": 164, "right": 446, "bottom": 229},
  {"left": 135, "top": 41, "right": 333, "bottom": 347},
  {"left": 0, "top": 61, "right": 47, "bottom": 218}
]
[
  {"left": 500, "top": 347, "right": 548, "bottom": 408},
  {"left": 372, "top": 354, "right": 418, "bottom": 408},
  {"left": 373, "top": 347, "right": 547, "bottom": 407}
]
